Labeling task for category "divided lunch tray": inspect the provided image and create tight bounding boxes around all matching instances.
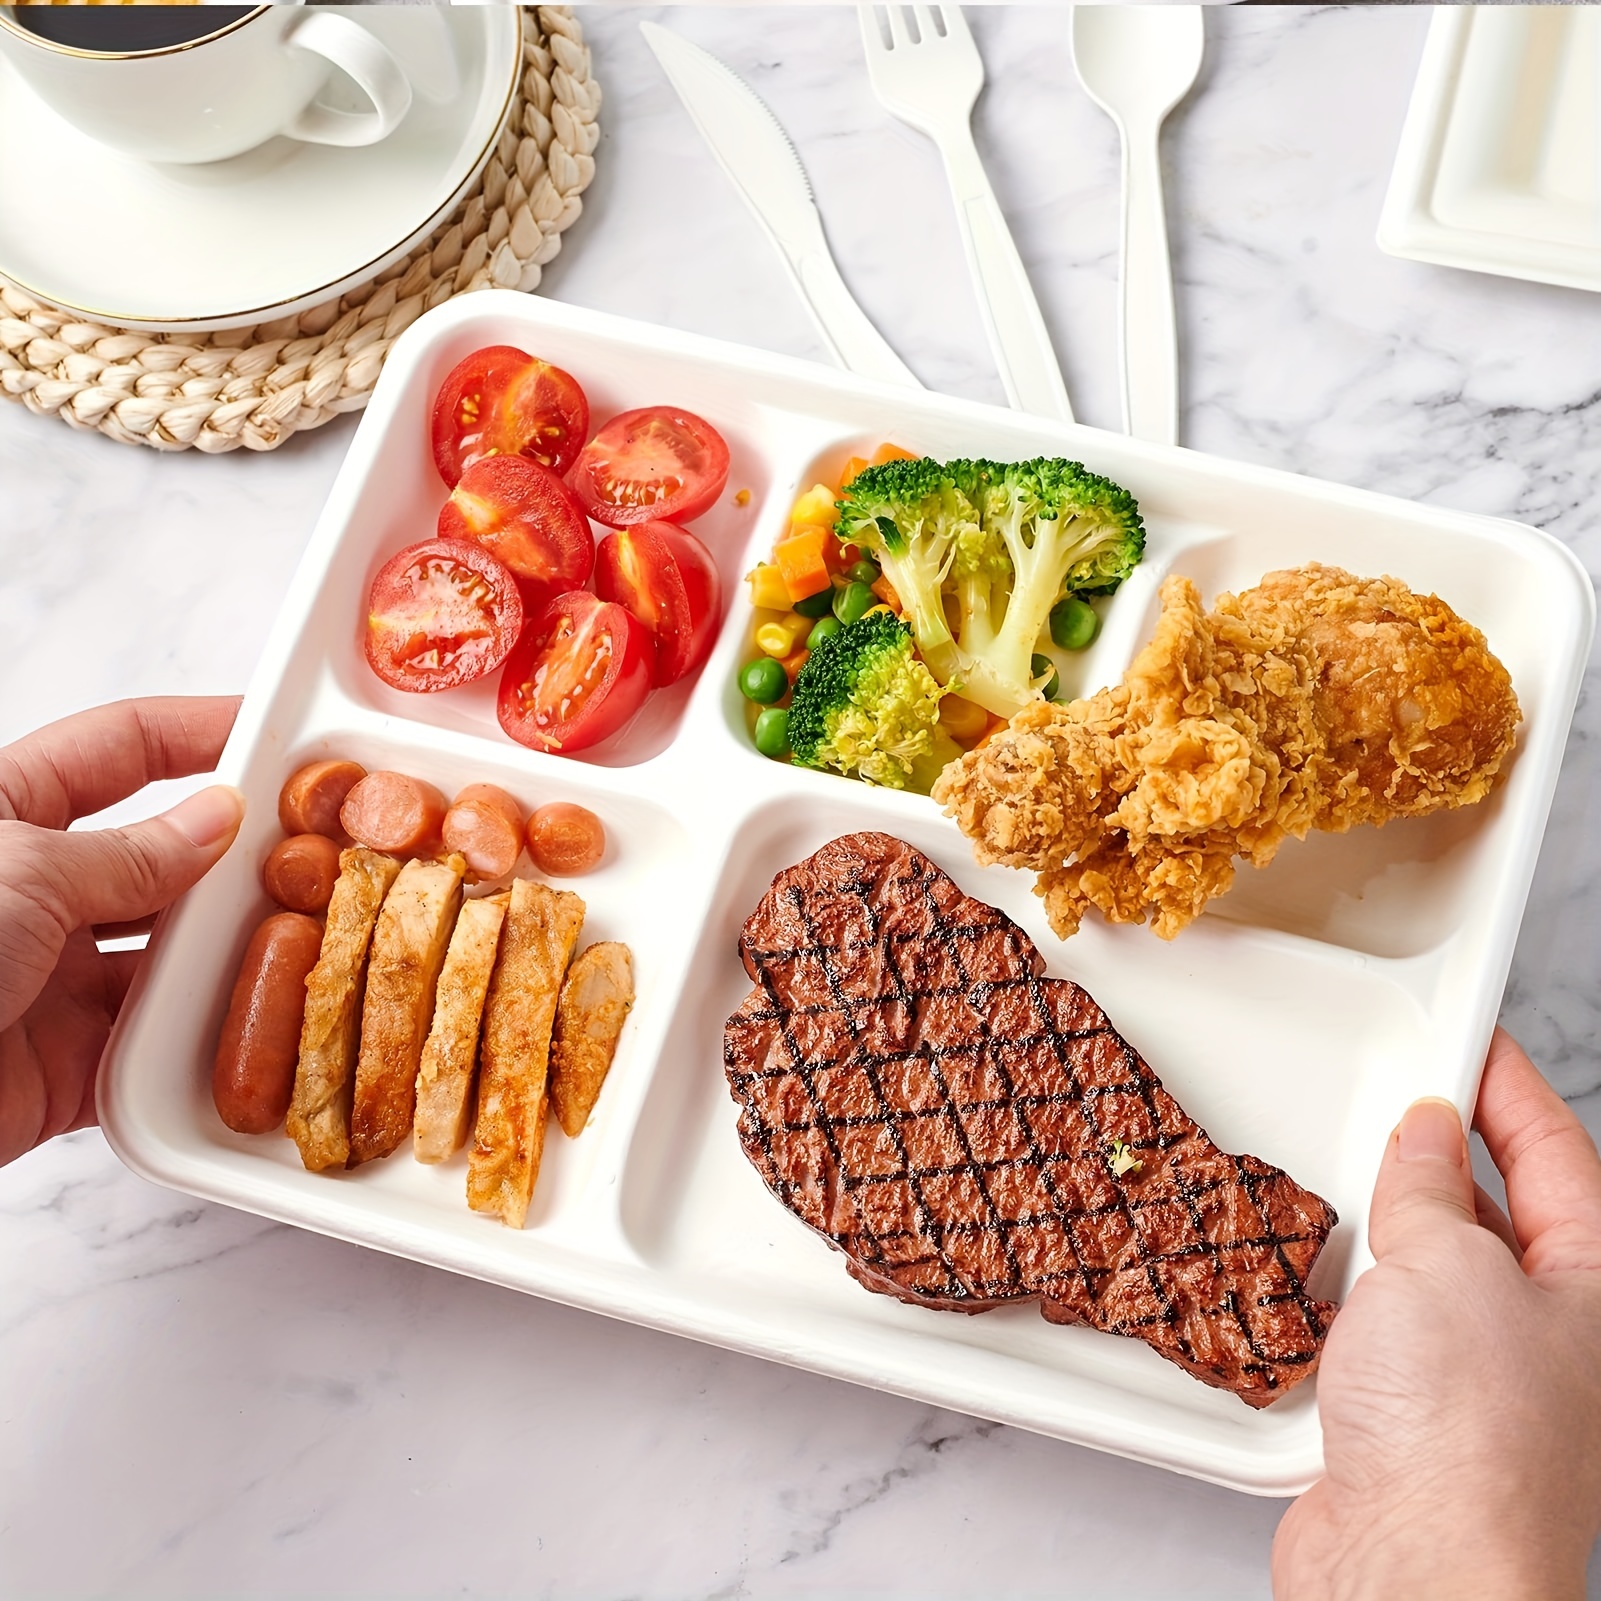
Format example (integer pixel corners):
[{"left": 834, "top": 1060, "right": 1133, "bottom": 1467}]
[{"left": 100, "top": 290, "right": 1594, "bottom": 1496}]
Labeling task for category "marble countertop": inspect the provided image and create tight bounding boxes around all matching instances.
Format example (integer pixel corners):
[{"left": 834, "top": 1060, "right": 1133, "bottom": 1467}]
[{"left": 3, "top": 6, "right": 1599, "bottom": 1595}]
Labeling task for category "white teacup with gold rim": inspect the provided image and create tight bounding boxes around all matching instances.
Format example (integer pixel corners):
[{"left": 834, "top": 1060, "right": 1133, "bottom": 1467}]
[{"left": 0, "top": 2, "right": 413, "bottom": 164}]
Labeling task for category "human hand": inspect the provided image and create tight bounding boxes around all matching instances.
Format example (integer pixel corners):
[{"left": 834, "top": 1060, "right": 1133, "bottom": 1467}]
[
  {"left": 0, "top": 697, "right": 243, "bottom": 1168},
  {"left": 1273, "top": 1029, "right": 1601, "bottom": 1599}
]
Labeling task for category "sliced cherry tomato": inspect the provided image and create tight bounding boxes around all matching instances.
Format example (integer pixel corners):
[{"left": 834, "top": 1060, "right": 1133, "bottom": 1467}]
[
  {"left": 365, "top": 538, "right": 523, "bottom": 693},
  {"left": 430, "top": 345, "right": 590, "bottom": 487},
  {"left": 569, "top": 406, "right": 730, "bottom": 528},
  {"left": 496, "top": 590, "right": 652, "bottom": 754},
  {"left": 438, "top": 455, "right": 595, "bottom": 605},
  {"left": 594, "top": 521, "right": 723, "bottom": 688}
]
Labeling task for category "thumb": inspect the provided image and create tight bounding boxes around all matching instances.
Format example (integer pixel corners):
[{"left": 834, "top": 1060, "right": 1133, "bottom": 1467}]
[
  {"left": 1368, "top": 1096, "right": 1478, "bottom": 1260},
  {"left": 24, "top": 785, "right": 244, "bottom": 933}
]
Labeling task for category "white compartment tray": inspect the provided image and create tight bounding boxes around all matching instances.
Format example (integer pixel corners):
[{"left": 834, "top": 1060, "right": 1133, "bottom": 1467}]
[{"left": 100, "top": 291, "right": 1594, "bottom": 1496}]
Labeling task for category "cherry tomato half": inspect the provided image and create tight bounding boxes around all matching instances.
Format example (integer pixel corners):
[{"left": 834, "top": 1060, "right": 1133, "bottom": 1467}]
[
  {"left": 430, "top": 345, "right": 590, "bottom": 487},
  {"left": 365, "top": 538, "right": 523, "bottom": 693},
  {"left": 569, "top": 406, "right": 730, "bottom": 528},
  {"left": 496, "top": 590, "right": 652, "bottom": 755},
  {"left": 594, "top": 520, "right": 723, "bottom": 688},
  {"left": 438, "top": 455, "right": 595, "bottom": 606}
]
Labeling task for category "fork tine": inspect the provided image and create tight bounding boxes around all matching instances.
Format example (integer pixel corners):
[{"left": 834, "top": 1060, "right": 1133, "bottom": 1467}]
[
  {"left": 858, "top": 4, "right": 889, "bottom": 54},
  {"left": 934, "top": 4, "right": 973, "bottom": 45},
  {"left": 912, "top": 5, "right": 943, "bottom": 44},
  {"left": 884, "top": 5, "right": 912, "bottom": 50}
]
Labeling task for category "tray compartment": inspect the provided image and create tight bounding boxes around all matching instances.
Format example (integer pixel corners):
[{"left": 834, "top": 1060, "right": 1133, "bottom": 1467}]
[
  {"left": 116, "top": 710, "right": 701, "bottom": 1243},
  {"left": 618, "top": 787, "right": 1430, "bottom": 1303},
  {"left": 304, "top": 313, "right": 844, "bottom": 769}
]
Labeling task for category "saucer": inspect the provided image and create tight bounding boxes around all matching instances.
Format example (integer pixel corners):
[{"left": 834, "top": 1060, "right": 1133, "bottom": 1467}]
[{"left": 0, "top": 5, "right": 521, "bottom": 332}]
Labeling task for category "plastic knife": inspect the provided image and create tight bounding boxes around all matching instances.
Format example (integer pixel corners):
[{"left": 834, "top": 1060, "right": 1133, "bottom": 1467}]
[{"left": 639, "top": 22, "right": 921, "bottom": 389}]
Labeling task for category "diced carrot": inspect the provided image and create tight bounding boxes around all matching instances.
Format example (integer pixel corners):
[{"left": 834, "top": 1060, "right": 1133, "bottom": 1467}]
[
  {"left": 870, "top": 442, "right": 919, "bottom": 465},
  {"left": 871, "top": 574, "right": 901, "bottom": 612},
  {"left": 840, "top": 455, "right": 870, "bottom": 488},
  {"left": 774, "top": 527, "right": 831, "bottom": 601},
  {"left": 824, "top": 539, "right": 860, "bottom": 574},
  {"left": 781, "top": 647, "right": 809, "bottom": 683}
]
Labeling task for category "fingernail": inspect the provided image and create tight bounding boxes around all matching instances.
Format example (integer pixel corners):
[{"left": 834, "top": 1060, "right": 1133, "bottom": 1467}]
[
  {"left": 163, "top": 785, "right": 244, "bottom": 849},
  {"left": 1398, "top": 1097, "right": 1465, "bottom": 1165}
]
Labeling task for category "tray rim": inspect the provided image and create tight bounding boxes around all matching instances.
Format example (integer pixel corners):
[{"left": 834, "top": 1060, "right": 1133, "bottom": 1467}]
[{"left": 98, "top": 288, "right": 1597, "bottom": 1499}]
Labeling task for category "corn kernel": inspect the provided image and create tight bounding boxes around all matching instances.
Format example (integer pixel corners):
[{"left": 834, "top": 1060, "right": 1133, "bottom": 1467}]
[
  {"left": 790, "top": 483, "right": 837, "bottom": 526},
  {"left": 755, "top": 616, "right": 807, "bottom": 657}
]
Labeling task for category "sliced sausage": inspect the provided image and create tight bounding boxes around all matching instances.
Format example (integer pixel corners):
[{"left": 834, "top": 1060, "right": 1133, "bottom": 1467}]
[
  {"left": 262, "top": 833, "right": 342, "bottom": 914},
  {"left": 526, "top": 803, "right": 606, "bottom": 876},
  {"left": 442, "top": 784, "right": 525, "bottom": 880},
  {"left": 213, "top": 911, "right": 324, "bottom": 1135},
  {"left": 278, "top": 759, "right": 366, "bottom": 839},
  {"left": 339, "top": 771, "right": 447, "bottom": 856}
]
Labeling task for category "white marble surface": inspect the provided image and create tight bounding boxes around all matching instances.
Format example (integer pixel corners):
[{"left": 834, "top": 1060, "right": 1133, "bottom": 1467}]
[{"left": 2, "top": 5, "right": 1599, "bottom": 1595}]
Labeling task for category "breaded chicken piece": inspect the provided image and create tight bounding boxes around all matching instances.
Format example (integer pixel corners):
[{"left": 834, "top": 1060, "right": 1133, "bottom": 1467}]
[
  {"left": 935, "top": 564, "right": 1520, "bottom": 940},
  {"left": 1235, "top": 566, "right": 1520, "bottom": 830}
]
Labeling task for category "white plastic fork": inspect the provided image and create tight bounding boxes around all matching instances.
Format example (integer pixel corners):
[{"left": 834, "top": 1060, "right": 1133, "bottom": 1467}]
[{"left": 859, "top": 4, "right": 1074, "bottom": 423}]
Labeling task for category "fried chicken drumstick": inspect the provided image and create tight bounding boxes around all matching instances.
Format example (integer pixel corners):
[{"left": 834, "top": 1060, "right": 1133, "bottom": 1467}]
[{"left": 933, "top": 564, "right": 1521, "bottom": 939}]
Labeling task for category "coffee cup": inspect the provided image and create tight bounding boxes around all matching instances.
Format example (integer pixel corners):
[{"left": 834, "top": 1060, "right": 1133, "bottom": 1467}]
[{"left": 0, "top": 3, "right": 414, "bottom": 165}]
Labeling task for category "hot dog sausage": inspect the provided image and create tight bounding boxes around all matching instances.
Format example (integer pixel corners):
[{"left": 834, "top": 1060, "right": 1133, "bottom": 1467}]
[
  {"left": 526, "top": 802, "right": 606, "bottom": 876},
  {"left": 339, "top": 771, "right": 447, "bottom": 856},
  {"left": 262, "top": 833, "right": 343, "bottom": 914},
  {"left": 442, "top": 783, "right": 524, "bottom": 879},
  {"left": 213, "top": 911, "right": 324, "bottom": 1134},
  {"left": 278, "top": 759, "right": 366, "bottom": 839}
]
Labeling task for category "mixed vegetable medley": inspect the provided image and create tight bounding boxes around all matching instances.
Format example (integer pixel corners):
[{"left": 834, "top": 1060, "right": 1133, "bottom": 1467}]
[{"left": 737, "top": 447, "right": 1146, "bottom": 791}]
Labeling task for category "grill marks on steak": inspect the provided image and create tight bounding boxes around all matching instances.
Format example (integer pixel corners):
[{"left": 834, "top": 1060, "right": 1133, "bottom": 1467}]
[{"left": 724, "top": 832, "right": 1338, "bottom": 1408}]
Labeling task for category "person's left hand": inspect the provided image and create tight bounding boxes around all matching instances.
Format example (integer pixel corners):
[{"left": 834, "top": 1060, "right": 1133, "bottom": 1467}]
[{"left": 0, "top": 696, "right": 243, "bottom": 1167}]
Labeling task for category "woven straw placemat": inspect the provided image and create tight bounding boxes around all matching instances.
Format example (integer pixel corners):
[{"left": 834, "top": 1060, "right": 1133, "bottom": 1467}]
[{"left": 0, "top": 6, "right": 599, "bottom": 453}]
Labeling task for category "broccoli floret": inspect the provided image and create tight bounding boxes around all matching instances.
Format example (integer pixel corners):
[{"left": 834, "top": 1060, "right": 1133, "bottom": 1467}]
[
  {"left": 835, "top": 455, "right": 1144, "bottom": 720},
  {"left": 788, "top": 610, "right": 952, "bottom": 790},
  {"left": 952, "top": 457, "right": 1144, "bottom": 717},
  {"left": 832, "top": 458, "right": 979, "bottom": 684}
]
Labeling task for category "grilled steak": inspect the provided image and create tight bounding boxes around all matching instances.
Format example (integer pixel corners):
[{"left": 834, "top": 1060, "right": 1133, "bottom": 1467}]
[{"left": 724, "top": 832, "right": 1338, "bottom": 1408}]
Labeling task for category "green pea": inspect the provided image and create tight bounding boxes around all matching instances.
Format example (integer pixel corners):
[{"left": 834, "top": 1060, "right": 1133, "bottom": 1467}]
[
  {"left": 792, "top": 586, "right": 837, "bottom": 618},
  {"left": 807, "top": 615, "right": 842, "bottom": 650},
  {"left": 833, "top": 580, "right": 877, "bottom": 625},
  {"left": 1050, "top": 594, "right": 1101, "bottom": 652},
  {"left": 847, "top": 559, "right": 882, "bottom": 586},
  {"left": 739, "top": 656, "right": 788, "bottom": 704},
  {"left": 1031, "top": 653, "right": 1061, "bottom": 702},
  {"left": 754, "top": 706, "right": 791, "bottom": 759}
]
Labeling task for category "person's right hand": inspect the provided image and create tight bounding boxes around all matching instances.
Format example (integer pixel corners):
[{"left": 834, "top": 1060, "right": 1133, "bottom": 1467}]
[{"left": 1274, "top": 1029, "right": 1601, "bottom": 1598}]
